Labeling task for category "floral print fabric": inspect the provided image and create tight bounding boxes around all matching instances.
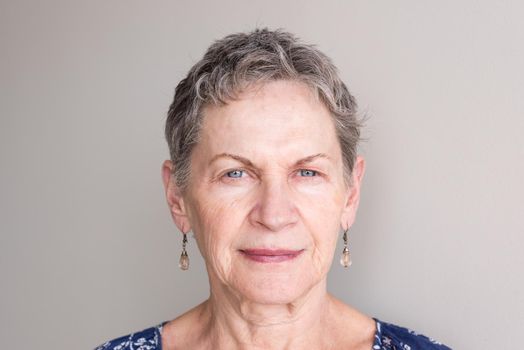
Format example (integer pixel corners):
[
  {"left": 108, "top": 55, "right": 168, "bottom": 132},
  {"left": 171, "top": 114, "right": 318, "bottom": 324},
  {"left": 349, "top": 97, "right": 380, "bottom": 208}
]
[
  {"left": 94, "top": 323, "right": 163, "bottom": 350},
  {"left": 372, "top": 319, "right": 451, "bottom": 349},
  {"left": 95, "top": 318, "right": 452, "bottom": 349}
]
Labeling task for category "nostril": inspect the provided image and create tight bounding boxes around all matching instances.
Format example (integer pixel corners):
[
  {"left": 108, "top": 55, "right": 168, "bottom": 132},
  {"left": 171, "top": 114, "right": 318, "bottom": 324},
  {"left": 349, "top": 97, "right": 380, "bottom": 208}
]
[{"left": 248, "top": 186, "right": 298, "bottom": 232}]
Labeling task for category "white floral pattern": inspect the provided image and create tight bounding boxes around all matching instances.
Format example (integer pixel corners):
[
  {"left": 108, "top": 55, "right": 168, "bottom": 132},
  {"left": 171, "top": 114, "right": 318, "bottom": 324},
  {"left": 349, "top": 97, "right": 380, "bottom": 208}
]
[
  {"left": 94, "top": 323, "right": 163, "bottom": 350},
  {"left": 373, "top": 319, "right": 451, "bottom": 349}
]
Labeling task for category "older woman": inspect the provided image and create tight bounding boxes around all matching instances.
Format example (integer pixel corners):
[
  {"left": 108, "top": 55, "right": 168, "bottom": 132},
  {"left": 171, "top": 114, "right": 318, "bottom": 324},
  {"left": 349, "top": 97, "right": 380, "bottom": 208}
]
[{"left": 96, "top": 29, "right": 451, "bottom": 350}]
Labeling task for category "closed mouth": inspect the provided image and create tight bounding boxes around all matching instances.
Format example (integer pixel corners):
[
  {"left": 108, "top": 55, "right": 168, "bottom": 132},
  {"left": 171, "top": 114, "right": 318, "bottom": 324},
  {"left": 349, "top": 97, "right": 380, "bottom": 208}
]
[{"left": 239, "top": 248, "right": 304, "bottom": 263}]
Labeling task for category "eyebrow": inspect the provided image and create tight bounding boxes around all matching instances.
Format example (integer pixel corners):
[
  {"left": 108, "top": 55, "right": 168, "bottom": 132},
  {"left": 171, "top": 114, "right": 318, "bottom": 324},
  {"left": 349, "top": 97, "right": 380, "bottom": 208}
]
[
  {"left": 208, "top": 153, "right": 255, "bottom": 167},
  {"left": 293, "top": 153, "right": 330, "bottom": 166},
  {"left": 208, "top": 152, "right": 330, "bottom": 167}
]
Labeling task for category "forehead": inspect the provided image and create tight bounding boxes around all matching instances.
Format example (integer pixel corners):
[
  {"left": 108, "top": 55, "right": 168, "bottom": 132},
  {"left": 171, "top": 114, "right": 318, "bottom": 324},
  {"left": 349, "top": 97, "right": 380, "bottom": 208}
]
[{"left": 195, "top": 80, "right": 341, "bottom": 162}]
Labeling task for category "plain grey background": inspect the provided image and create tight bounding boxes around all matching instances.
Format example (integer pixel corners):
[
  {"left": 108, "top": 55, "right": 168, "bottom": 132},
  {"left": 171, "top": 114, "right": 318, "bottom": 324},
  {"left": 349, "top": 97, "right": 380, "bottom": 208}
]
[{"left": 1, "top": 0, "right": 523, "bottom": 349}]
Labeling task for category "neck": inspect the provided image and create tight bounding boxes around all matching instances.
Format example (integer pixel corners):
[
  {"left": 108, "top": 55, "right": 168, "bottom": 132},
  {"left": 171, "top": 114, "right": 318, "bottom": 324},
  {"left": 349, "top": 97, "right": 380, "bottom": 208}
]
[{"left": 201, "top": 279, "right": 335, "bottom": 350}]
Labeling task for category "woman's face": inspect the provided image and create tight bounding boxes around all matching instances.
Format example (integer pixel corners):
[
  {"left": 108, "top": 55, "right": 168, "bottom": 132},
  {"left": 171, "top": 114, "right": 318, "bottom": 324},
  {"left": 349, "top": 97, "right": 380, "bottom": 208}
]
[{"left": 164, "top": 80, "right": 364, "bottom": 304}]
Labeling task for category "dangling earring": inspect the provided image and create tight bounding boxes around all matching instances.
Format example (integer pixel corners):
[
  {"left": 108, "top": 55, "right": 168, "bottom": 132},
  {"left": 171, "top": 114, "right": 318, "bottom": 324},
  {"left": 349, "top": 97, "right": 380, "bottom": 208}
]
[
  {"left": 340, "top": 229, "right": 352, "bottom": 268},
  {"left": 179, "top": 233, "right": 189, "bottom": 271}
]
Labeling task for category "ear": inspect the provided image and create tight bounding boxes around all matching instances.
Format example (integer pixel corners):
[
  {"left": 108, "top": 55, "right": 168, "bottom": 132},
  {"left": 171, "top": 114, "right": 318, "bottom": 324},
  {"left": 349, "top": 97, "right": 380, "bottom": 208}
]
[
  {"left": 340, "top": 156, "right": 366, "bottom": 231},
  {"left": 162, "top": 160, "right": 191, "bottom": 234}
]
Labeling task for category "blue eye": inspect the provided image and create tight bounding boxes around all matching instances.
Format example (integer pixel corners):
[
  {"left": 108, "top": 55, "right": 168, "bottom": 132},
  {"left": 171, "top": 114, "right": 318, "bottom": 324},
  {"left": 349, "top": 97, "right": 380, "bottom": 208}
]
[
  {"left": 226, "top": 170, "right": 244, "bottom": 178},
  {"left": 299, "top": 169, "right": 317, "bottom": 177}
]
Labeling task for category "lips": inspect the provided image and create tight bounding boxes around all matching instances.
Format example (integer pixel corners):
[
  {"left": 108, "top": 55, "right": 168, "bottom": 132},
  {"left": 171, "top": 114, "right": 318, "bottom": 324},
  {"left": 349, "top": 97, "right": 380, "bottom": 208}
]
[{"left": 240, "top": 248, "right": 304, "bottom": 263}]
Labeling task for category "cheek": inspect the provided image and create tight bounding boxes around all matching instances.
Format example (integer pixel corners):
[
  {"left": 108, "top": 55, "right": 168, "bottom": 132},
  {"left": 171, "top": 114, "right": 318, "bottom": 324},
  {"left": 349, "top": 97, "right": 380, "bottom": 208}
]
[
  {"left": 295, "top": 187, "right": 345, "bottom": 270},
  {"left": 297, "top": 183, "right": 345, "bottom": 229},
  {"left": 187, "top": 194, "right": 248, "bottom": 277}
]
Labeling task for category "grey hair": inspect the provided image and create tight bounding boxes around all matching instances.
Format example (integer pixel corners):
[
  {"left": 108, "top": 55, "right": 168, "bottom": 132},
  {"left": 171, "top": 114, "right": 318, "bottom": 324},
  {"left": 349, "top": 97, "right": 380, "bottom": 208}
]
[{"left": 165, "top": 28, "right": 361, "bottom": 190}]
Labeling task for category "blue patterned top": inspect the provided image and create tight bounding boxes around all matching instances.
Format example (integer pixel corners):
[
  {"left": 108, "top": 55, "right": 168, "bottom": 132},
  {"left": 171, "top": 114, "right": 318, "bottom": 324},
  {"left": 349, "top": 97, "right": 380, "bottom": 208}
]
[{"left": 94, "top": 318, "right": 452, "bottom": 349}]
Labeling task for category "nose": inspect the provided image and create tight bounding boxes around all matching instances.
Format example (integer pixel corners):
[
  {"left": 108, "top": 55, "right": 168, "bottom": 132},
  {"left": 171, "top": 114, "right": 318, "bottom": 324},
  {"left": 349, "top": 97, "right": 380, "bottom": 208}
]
[{"left": 248, "top": 178, "right": 299, "bottom": 232}]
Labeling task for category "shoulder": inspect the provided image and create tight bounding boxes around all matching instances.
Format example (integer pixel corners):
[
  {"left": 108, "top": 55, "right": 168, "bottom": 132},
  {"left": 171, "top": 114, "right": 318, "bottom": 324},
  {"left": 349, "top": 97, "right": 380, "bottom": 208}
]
[
  {"left": 94, "top": 322, "right": 165, "bottom": 350},
  {"left": 373, "top": 319, "right": 452, "bottom": 350}
]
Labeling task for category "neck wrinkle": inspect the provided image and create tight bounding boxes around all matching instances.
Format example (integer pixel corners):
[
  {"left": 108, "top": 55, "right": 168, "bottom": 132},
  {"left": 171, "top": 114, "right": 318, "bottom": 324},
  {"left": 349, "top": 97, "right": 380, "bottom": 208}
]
[{"left": 204, "top": 279, "right": 331, "bottom": 349}]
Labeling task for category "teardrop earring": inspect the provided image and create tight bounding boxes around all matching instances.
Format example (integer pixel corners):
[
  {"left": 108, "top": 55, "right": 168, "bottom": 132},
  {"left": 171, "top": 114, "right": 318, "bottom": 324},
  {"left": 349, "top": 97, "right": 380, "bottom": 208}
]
[
  {"left": 179, "top": 233, "right": 189, "bottom": 271},
  {"left": 339, "top": 229, "right": 352, "bottom": 268}
]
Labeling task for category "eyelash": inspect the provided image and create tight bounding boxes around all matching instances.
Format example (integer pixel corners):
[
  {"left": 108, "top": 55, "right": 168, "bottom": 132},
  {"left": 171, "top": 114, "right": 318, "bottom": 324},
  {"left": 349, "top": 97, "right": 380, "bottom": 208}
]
[
  {"left": 298, "top": 169, "right": 317, "bottom": 177},
  {"left": 221, "top": 168, "right": 319, "bottom": 181},
  {"left": 225, "top": 169, "right": 245, "bottom": 178}
]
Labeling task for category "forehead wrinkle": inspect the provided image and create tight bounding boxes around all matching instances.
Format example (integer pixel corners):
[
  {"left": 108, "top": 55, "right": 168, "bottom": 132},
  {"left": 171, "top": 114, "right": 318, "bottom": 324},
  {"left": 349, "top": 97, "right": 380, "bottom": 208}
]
[{"left": 208, "top": 152, "right": 333, "bottom": 170}]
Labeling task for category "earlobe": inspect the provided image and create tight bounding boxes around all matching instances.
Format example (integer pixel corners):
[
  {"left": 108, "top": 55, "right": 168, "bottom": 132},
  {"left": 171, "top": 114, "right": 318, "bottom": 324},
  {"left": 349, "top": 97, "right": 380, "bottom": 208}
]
[{"left": 161, "top": 160, "right": 191, "bottom": 233}]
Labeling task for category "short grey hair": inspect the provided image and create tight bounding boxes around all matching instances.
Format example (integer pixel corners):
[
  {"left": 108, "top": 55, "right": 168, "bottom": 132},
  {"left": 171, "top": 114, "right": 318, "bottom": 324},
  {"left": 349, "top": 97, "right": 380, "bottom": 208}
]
[{"left": 165, "top": 28, "right": 361, "bottom": 190}]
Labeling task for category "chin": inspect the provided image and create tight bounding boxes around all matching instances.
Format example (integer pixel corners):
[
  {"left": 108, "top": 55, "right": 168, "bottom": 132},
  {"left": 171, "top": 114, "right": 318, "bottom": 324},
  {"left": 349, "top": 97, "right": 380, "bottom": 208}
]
[{"left": 231, "top": 269, "right": 319, "bottom": 305}]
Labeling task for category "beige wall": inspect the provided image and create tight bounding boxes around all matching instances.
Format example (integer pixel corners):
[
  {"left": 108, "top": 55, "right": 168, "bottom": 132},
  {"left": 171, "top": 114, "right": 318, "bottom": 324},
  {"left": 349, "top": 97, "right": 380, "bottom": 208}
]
[{"left": 1, "top": 0, "right": 523, "bottom": 348}]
